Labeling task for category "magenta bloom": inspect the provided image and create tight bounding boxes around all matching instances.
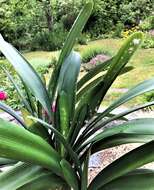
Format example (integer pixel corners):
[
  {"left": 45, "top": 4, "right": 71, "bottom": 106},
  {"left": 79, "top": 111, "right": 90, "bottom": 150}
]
[
  {"left": 52, "top": 102, "right": 56, "bottom": 113},
  {"left": 0, "top": 91, "right": 8, "bottom": 100}
]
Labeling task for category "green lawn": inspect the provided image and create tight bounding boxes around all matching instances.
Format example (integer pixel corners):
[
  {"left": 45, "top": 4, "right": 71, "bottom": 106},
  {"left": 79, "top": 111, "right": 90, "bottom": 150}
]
[{"left": 0, "top": 38, "right": 154, "bottom": 108}]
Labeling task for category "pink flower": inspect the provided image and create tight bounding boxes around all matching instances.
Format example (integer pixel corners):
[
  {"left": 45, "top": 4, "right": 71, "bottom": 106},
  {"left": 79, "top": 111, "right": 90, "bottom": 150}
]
[
  {"left": 52, "top": 102, "right": 56, "bottom": 113},
  {"left": 0, "top": 91, "right": 8, "bottom": 100}
]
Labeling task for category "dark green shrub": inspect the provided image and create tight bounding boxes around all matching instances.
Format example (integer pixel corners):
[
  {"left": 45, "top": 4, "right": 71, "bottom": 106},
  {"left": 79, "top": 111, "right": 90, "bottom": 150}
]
[
  {"left": 77, "top": 33, "right": 89, "bottom": 45},
  {"left": 112, "top": 22, "right": 125, "bottom": 38},
  {"left": 31, "top": 23, "right": 67, "bottom": 51}
]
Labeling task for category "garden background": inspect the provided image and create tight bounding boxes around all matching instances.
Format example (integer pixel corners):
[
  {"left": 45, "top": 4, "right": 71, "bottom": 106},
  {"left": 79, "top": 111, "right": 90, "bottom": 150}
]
[{"left": 0, "top": 0, "right": 154, "bottom": 109}]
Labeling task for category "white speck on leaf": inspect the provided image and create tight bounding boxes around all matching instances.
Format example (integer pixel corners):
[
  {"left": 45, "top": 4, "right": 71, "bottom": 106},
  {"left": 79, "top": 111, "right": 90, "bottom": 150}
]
[{"left": 133, "top": 39, "right": 140, "bottom": 45}]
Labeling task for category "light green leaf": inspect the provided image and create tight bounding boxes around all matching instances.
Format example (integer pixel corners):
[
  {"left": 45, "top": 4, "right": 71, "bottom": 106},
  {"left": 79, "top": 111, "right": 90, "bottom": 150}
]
[
  {"left": 100, "top": 77, "right": 154, "bottom": 119},
  {"left": 99, "top": 32, "right": 143, "bottom": 102},
  {"left": 0, "top": 162, "right": 45, "bottom": 190},
  {"left": 0, "top": 35, "right": 51, "bottom": 118},
  {"left": 18, "top": 173, "right": 66, "bottom": 190},
  {"left": 58, "top": 51, "right": 81, "bottom": 120},
  {"left": 0, "top": 158, "right": 16, "bottom": 166},
  {"left": 0, "top": 119, "right": 62, "bottom": 176},
  {"left": 48, "top": 1, "right": 93, "bottom": 100}
]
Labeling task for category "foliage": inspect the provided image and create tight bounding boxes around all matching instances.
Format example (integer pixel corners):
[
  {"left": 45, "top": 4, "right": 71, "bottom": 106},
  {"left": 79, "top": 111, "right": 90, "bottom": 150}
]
[
  {"left": 141, "top": 33, "right": 154, "bottom": 49},
  {"left": 85, "top": 0, "right": 153, "bottom": 38},
  {"left": 1, "top": 2, "right": 154, "bottom": 190},
  {"left": 139, "top": 16, "right": 154, "bottom": 31},
  {"left": 31, "top": 23, "right": 67, "bottom": 51},
  {"left": 81, "top": 45, "right": 110, "bottom": 63},
  {"left": 112, "top": 21, "right": 125, "bottom": 38},
  {"left": 121, "top": 26, "right": 139, "bottom": 38},
  {"left": 77, "top": 33, "right": 89, "bottom": 45},
  {"left": 0, "top": 0, "right": 153, "bottom": 50}
]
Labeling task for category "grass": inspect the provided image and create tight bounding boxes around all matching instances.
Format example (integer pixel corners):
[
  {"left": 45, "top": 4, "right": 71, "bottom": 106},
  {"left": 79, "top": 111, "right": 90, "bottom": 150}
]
[{"left": 0, "top": 38, "right": 154, "bottom": 108}]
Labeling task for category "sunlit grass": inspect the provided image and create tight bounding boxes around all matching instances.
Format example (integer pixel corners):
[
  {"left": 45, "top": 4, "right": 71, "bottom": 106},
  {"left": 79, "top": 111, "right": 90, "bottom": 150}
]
[{"left": 1, "top": 38, "right": 154, "bottom": 108}]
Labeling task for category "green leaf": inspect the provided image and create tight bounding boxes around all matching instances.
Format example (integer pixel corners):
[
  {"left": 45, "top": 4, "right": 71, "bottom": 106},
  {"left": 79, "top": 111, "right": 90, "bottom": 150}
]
[
  {"left": 21, "top": 80, "right": 37, "bottom": 115},
  {"left": 85, "top": 118, "right": 154, "bottom": 147},
  {"left": 57, "top": 1, "right": 93, "bottom": 67},
  {"left": 92, "top": 77, "right": 154, "bottom": 130},
  {"left": 59, "top": 91, "right": 70, "bottom": 138},
  {"left": 58, "top": 51, "right": 81, "bottom": 120},
  {"left": 81, "top": 149, "right": 91, "bottom": 190},
  {"left": 92, "top": 133, "right": 154, "bottom": 153},
  {"left": 0, "top": 35, "right": 52, "bottom": 118},
  {"left": 0, "top": 162, "right": 46, "bottom": 190},
  {"left": 100, "top": 169, "right": 154, "bottom": 190},
  {"left": 0, "top": 101, "right": 25, "bottom": 127},
  {"left": 77, "top": 58, "right": 112, "bottom": 91},
  {"left": 0, "top": 119, "right": 62, "bottom": 176},
  {"left": 48, "top": 0, "right": 93, "bottom": 100},
  {"left": 99, "top": 32, "right": 143, "bottom": 102},
  {"left": 60, "top": 159, "right": 79, "bottom": 190},
  {"left": 77, "top": 65, "right": 133, "bottom": 102},
  {"left": 18, "top": 173, "right": 66, "bottom": 190},
  {"left": 29, "top": 117, "right": 81, "bottom": 175},
  {"left": 81, "top": 101, "right": 154, "bottom": 144},
  {"left": 88, "top": 141, "right": 154, "bottom": 190},
  {"left": 0, "top": 158, "right": 16, "bottom": 166},
  {"left": 77, "top": 76, "right": 104, "bottom": 102},
  {"left": 70, "top": 104, "right": 88, "bottom": 145},
  {"left": 1, "top": 66, "right": 33, "bottom": 114}
]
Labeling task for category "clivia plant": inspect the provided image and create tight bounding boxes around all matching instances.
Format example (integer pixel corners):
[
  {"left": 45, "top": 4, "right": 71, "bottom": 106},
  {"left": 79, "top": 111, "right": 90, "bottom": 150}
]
[{"left": 0, "top": 1, "right": 154, "bottom": 190}]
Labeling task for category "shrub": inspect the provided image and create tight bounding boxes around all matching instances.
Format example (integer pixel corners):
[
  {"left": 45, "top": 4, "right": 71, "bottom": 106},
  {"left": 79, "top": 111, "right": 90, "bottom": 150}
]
[
  {"left": 112, "top": 21, "right": 125, "bottom": 38},
  {"left": 31, "top": 23, "right": 67, "bottom": 51},
  {"left": 139, "top": 16, "right": 154, "bottom": 31},
  {"left": 81, "top": 45, "right": 110, "bottom": 63},
  {"left": 141, "top": 33, "right": 154, "bottom": 49},
  {"left": 1, "top": 2, "right": 154, "bottom": 190},
  {"left": 77, "top": 33, "right": 89, "bottom": 45}
]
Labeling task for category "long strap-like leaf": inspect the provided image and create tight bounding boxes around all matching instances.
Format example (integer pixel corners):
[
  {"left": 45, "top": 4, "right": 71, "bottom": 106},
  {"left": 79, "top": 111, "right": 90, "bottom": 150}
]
[
  {"left": 29, "top": 117, "right": 82, "bottom": 175},
  {"left": 17, "top": 173, "right": 66, "bottom": 190},
  {"left": 48, "top": 1, "right": 93, "bottom": 100},
  {"left": 80, "top": 100, "right": 154, "bottom": 145},
  {"left": 99, "top": 32, "right": 143, "bottom": 103},
  {"left": 0, "top": 119, "right": 62, "bottom": 176},
  {"left": 0, "top": 162, "right": 46, "bottom": 190},
  {"left": 0, "top": 35, "right": 52, "bottom": 118},
  {"left": 88, "top": 140, "right": 154, "bottom": 190},
  {"left": 0, "top": 101, "right": 25, "bottom": 127},
  {"left": 1, "top": 66, "right": 33, "bottom": 114},
  {"left": 99, "top": 169, "right": 154, "bottom": 190}
]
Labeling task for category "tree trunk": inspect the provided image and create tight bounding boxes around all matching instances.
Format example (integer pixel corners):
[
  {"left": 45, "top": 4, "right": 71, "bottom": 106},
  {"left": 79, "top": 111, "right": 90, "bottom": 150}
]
[{"left": 43, "top": 0, "right": 53, "bottom": 32}]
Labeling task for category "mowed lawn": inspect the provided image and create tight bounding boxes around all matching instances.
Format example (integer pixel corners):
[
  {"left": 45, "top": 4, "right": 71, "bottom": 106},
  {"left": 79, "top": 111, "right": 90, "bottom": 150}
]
[
  {"left": 1, "top": 38, "right": 154, "bottom": 107},
  {"left": 24, "top": 38, "right": 154, "bottom": 89}
]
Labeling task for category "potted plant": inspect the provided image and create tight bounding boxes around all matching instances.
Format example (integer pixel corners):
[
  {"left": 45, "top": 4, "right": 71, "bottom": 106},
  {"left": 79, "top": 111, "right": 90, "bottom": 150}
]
[{"left": 0, "top": 1, "right": 154, "bottom": 189}]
